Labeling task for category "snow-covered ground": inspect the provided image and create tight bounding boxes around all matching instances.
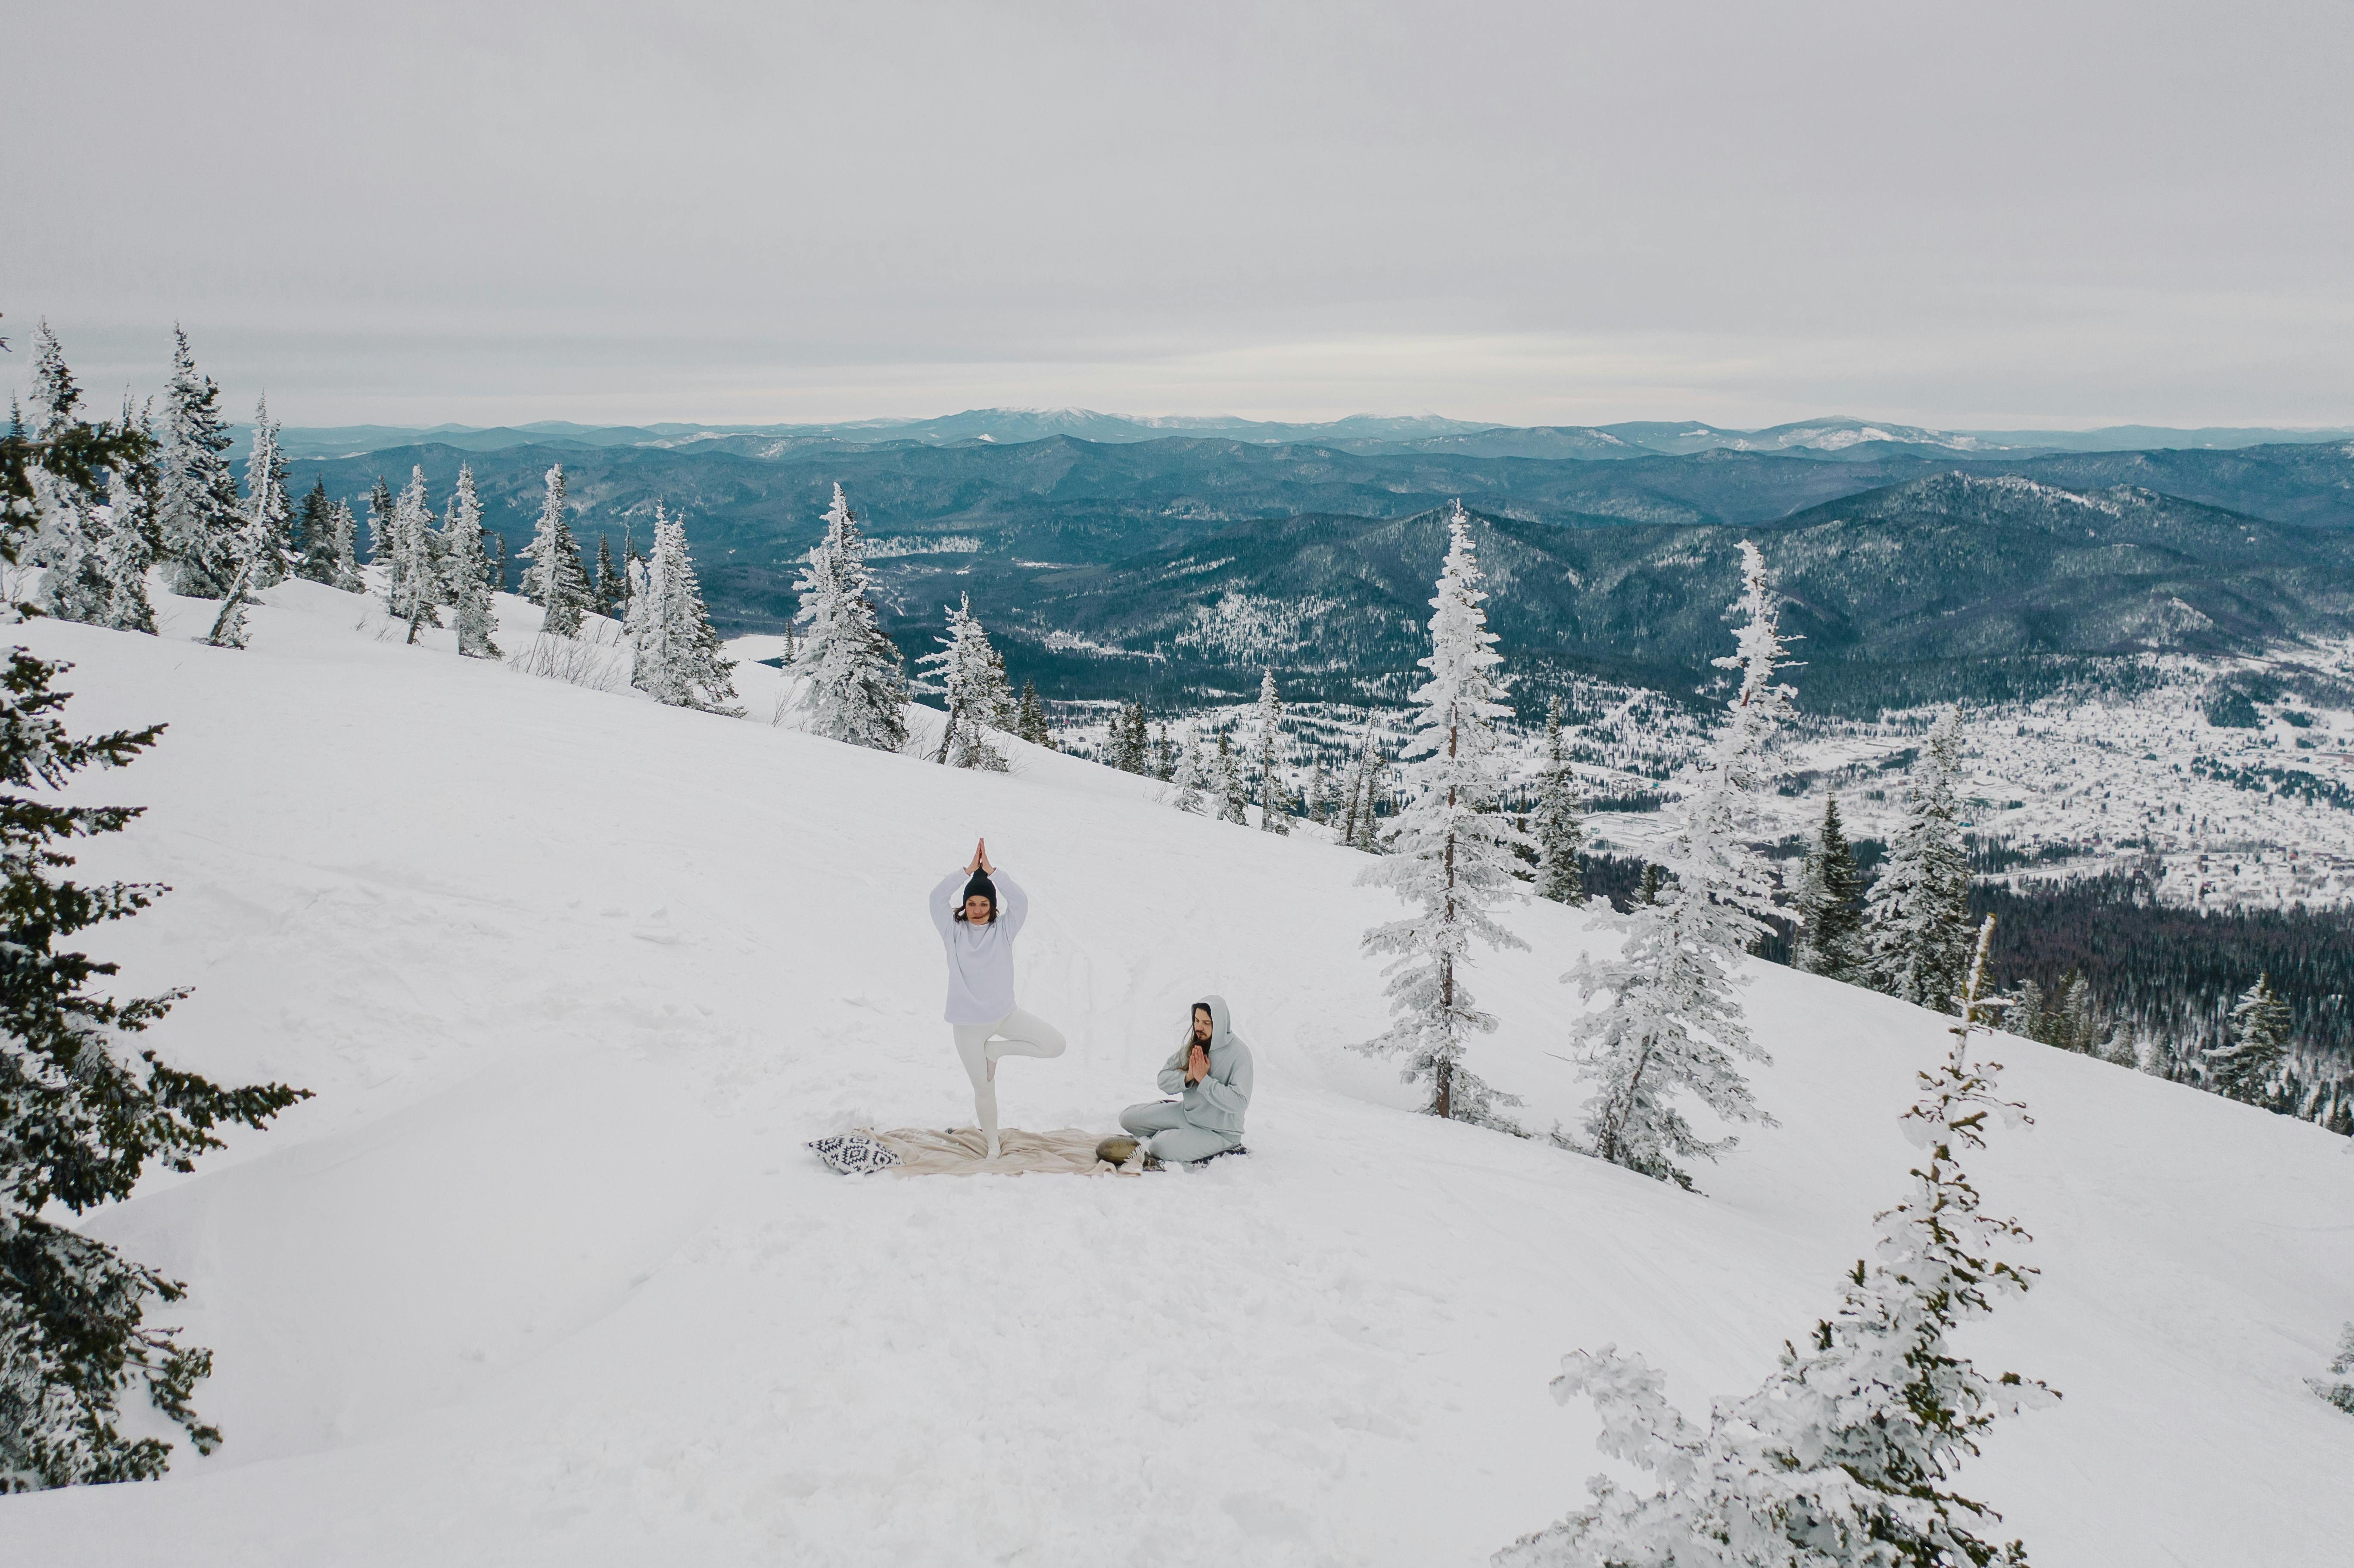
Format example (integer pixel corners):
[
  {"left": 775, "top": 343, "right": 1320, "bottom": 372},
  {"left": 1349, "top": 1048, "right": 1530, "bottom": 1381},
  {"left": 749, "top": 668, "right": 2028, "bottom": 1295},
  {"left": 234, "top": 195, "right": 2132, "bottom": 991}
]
[{"left": 6, "top": 582, "right": 2352, "bottom": 1566}]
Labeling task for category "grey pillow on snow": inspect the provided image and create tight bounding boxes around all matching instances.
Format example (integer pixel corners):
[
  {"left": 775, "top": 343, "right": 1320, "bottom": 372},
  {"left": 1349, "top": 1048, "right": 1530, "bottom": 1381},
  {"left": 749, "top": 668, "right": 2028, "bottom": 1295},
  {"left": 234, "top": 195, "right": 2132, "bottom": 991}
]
[{"left": 808, "top": 1133, "right": 900, "bottom": 1175}]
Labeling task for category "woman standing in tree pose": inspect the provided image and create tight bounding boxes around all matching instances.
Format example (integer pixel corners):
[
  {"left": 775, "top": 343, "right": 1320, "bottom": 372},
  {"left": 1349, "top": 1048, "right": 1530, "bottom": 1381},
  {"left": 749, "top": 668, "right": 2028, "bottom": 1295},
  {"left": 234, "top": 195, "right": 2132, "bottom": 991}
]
[{"left": 930, "top": 837, "right": 1064, "bottom": 1160}]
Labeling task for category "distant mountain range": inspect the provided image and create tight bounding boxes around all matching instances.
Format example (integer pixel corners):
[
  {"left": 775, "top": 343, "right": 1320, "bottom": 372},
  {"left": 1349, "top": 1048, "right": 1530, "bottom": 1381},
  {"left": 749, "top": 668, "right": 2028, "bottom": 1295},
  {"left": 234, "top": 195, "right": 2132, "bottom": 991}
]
[
  {"left": 255, "top": 409, "right": 2354, "bottom": 464},
  {"left": 276, "top": 419, "right": 2354, "bottom": 712}
]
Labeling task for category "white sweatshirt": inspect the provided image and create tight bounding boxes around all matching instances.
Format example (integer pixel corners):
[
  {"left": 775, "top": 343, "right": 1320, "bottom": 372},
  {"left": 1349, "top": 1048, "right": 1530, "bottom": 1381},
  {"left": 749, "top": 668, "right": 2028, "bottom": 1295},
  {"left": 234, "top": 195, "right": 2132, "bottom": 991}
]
[{"left": 929, "top": 871, "right": 1030, "bottom": 1024}]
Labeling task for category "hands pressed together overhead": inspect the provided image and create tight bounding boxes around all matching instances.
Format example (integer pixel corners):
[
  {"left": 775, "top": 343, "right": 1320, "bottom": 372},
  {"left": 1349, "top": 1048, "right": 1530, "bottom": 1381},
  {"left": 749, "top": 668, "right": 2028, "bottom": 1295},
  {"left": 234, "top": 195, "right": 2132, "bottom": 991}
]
[{"left": 964, "top": 837, "right": 994, "bottom": 875}]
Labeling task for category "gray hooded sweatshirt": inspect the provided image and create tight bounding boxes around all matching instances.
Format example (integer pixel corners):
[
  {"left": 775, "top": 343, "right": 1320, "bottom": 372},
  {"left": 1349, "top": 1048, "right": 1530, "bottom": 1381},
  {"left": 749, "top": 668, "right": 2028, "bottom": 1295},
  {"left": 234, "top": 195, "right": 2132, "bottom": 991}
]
[{"left": 1156, "top": 994, "right": 1254, "bottom": 1135}]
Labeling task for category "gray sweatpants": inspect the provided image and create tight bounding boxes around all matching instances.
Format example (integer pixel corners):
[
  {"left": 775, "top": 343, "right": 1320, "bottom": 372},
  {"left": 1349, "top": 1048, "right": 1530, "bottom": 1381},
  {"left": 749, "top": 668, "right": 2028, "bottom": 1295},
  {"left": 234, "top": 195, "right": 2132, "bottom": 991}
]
[{"left": 1119, "top": 1099, "right": 1241, "bottom": 1165}]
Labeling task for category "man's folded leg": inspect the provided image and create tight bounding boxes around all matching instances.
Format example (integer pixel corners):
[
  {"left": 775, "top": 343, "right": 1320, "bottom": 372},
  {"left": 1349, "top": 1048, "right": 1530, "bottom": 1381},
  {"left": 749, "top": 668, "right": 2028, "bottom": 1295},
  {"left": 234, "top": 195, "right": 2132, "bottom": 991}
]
[
  {"left": 1119, "top": 1100, "right": 1188, "bottom": 1138},
  {"left": 1143, "top": 1123, "right": 1240, "bottom": 1165}
]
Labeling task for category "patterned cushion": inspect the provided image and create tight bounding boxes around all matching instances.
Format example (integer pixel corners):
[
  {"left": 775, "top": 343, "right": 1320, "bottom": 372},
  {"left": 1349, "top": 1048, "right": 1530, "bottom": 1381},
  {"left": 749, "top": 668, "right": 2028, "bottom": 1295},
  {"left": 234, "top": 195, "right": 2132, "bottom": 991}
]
[{"left": 808, "top": 1133, "right": 901, "bottom": 1175}]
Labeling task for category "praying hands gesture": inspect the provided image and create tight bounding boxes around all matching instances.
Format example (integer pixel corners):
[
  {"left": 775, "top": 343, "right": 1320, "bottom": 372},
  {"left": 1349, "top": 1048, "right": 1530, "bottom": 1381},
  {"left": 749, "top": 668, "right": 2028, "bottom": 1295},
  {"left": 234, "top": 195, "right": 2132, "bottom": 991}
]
[
  {"left": 964, "top": 837, "right": 994, "bottom": 876},
  {"left": 1185, "top": 1041, "right": 1210, "bottom": 1086}
]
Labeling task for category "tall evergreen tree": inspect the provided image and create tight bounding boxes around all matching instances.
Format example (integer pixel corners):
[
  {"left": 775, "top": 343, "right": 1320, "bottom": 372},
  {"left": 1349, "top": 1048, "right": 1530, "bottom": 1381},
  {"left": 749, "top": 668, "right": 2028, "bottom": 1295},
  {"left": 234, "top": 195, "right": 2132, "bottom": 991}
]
[
  {"left": 1532, "top": 695, "right": 1585, "bottom": 904},
  {"left": 782, "top": 483, "right": 906, "bottom": 750},
  {"left": 1213, "top": 729, "right": 1249, "bottom": 824},
  {"left": 89, "top": 468, "right": 159, "bottom": 634},
  {"left": 293, "top": 479, "right": 338, "bottom": 584},
  {"left": 382, "top": 466, "right": 440, "bottom": 642},
  {"left": 916, "top": 594, "right": 1012, "bottom": 769},
  {"left": 1015, "top": 680, "right": 1055, "bottom": 749},
  {"left": 629, "top": 503, "right": 737, "bottom": 710},
  {"left": 1151, "top": 722, "right": 1175, "bottom": 781},
  {"left": 25, "top": 320, "right": 78, "bottom": 442},
  {"left": 1506, "top": 920, "right": 2052, "bottom": 1568},
  {"left": 1254, "top": 669, "right": 1291, "bottom": 834},
  {"left": 2204, "top": 974, "right": 2290, "bottom": 1103},
  {"left": 1568, "top": 541, "right": 1793, "bottom": 1187},
  {"left": 153, "top": 327, "right": 241, "bottom": 597},
  {"left": 1105, "top": 698, "right": 1148, "bottom": 774},
  {"left": 592, "top": 534, "right": 621, "bottom": 619},
  {"left": 202, "top": 400, "right": 290, "bottom": 649},
  {"left": 326, "top": 499, "right": 362, "bottom": 592},
  {"left": 440, "top": 466, "right": 500, "bottom": 660},
  {"left": 1862, "top": 706, "right": 1976, "bottom": 1013},
  {"left": 520, "top": 464, "right": 591, "bottom": 635},
  {"left": 0, "top": 407, "right": 308, "bottom": 1490},
  {"left": 364, "top": 476, "right": 395, "bottom": 571},
  {"left": 1356, "top": 505, "right": 1529, "bottom": 1126},
  {"left": 1792, "top": 793, "right": 1865, "bottom": 980},
  {"left": 7, "top": 333, "right": 153, "bottom": 634},
  {"left": 1169, "top": 727, "right": 1208, "bottom": 814}
]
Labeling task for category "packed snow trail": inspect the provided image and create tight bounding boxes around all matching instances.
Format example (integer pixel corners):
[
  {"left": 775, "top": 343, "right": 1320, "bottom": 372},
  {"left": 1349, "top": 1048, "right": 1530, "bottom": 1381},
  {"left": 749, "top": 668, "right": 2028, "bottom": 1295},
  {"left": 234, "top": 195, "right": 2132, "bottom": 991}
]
[{"left": 4, "top": 582, "right": 2350, "bottom": 1566}]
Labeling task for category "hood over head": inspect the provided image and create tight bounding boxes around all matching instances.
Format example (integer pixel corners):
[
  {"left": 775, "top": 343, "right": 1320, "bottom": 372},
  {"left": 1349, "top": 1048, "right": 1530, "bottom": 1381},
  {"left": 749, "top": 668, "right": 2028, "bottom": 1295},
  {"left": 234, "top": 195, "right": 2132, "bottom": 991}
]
[{"left": 1186, "top": 995, "right": 1233, "bottom": 1050}]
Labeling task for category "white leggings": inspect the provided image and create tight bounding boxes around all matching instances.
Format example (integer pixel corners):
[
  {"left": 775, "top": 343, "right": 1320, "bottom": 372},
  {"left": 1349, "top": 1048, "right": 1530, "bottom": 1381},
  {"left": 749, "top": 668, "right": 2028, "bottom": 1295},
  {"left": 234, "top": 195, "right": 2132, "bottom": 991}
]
[{"left": 951, "top": 1006, "right": 1066, "bottom": 1150}]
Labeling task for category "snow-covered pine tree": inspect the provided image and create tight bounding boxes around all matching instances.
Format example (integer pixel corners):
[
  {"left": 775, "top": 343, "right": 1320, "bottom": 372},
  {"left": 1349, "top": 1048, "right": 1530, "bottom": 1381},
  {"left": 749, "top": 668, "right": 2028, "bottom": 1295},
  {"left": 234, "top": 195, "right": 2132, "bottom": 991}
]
[
  {"left": 153, "top": 326, "right": 242, "bottom": 597},
  {"left": 1862, "top": 706, "right": 1976, "bottom": 1012},
  {"left": 1255, "top": 669, "right": 1291, "bottom": 834},
  {"left": 0, "top": 418, "right": 310, "bottom": 1490},
  {"left": 1151, "top": 722, "right": 1174, "bottom": 781},
  {"left": 1170, "top": 728, "right": 1208, "bottom": 814},
  {"left": 783, "top": 483, "right": 906, "bottom": 750},
  {"left": 1792, "top": 793, "right": 1865, "bottom": 980},
  {"left": 592, "top": 534, "right": 621, "bottom": 619},
  {"left": 242, "top": 397, "right": 292, "bottom": 589},
  {"left": 2310, "top": 1324, "right": 2354, "bottom": 1416},
  {"left": 441, "top": 466, "right": 499, "bottom": 660},
  {"left": 364, "top": 476, "right": 395, "bottom": 570},
  {"left": 520, "top": 463, "right": 591, "bottom": 636},
  {"left": 9, "top": 334, "right": 156, "bottom": 634},
  {"left": 629, "top": 503, "right": 738, "bottom": 710},
  {"left": 915, "top": 594, "right": 1012, "bottom": 769},
  {"left": 1105, "top": 698, "right": 1147, "bottom": 774},
  {"left": 1016, "top": 680, "right": 1055, "bottom": 749},
  {"left": 293, "top": 479, "right": 337, "bottom": 584},
  {"left": 25, "top": 320, "right": 77, "bottom": 442},
  {"left": 326, "top": 498, "right": 362, "bottom": 592},
  {"left": 383, "top": 466, "right": 441, "bottom": 643},
  {"left": 1532, "top": 696, "right": 1584, "bottom": 904},
  {"left": 1504, "top": 919, "right": 2052, "bottom": 1568},
  {"left": 1339, "top": 712, "right": 1385, "bottom": 852},
  {"left": 202, "top": 400, "right": 291, "bottom": 649},
  {"left": 2205, "top": 974, "right": 2290, "bottom": 1103},
  {"left": 18, "top": 324, "right": 105, "bottom": 621},
  {"left": 1566, "top": 541, "right": 1793, "bottom": 1187},
  {"left": 1214, "top": 729, "right": 1250, "bottom": 824},
  {"left": 1356, "top": 505, "right": 1530, "bottom": 1126}
]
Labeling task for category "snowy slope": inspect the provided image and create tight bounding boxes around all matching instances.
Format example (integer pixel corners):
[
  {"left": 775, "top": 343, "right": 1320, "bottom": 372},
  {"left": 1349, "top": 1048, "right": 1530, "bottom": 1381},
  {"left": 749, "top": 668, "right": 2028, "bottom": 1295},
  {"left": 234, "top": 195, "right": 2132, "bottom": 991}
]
[{"left": 4, "top": 583, "right": 2351, "bottom": 1567}]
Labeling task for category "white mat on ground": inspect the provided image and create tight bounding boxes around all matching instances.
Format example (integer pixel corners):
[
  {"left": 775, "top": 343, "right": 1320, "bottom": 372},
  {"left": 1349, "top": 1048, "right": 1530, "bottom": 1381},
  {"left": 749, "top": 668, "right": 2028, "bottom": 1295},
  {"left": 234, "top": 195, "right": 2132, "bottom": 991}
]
[{"left": 874, "top": 1126, "right": 1141, "bottom": 1176}]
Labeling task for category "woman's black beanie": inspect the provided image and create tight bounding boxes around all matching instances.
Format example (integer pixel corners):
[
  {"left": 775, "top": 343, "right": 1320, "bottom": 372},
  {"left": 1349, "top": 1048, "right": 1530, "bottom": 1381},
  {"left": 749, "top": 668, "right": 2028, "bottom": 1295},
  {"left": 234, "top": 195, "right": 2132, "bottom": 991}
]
[{"left": 962, "top": 869, "right": 998, "bottom": 912}]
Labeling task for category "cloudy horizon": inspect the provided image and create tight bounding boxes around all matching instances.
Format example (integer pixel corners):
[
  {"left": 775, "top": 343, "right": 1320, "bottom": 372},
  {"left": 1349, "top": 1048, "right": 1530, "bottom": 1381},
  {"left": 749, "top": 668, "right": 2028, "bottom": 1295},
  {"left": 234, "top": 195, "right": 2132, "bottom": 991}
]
[{"left": 8, "top": 2, "right": 2350, "bottom": 431}]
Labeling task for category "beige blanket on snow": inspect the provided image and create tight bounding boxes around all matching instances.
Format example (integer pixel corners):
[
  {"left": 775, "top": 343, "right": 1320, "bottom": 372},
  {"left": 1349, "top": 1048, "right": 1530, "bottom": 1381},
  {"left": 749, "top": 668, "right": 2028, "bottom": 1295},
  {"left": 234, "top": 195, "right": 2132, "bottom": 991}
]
[{"left": 873, "top": 1126, "right": 1142, "bottom": 1177}]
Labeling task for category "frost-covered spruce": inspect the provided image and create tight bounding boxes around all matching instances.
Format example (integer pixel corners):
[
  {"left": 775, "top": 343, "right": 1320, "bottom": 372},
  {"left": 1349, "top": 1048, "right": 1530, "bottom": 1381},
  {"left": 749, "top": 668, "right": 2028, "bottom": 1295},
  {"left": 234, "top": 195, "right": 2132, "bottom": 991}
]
[
  {"left": 91, "top": 468, "right": 159, "bottom": 634},
  {"left": 327, "top": 498, "right": 363, "bottom": 592},
  {"left": 2310, "top": 1323, "right": 2354, "bottom": 1416},
  {"left": 1862, "top": 705, "right": 1975, "bottom": 1012},
  {"left": 1255, "top": 669, "right": 1291, "bottom": 834},
  {"left": 1792, "top": 793, "right": 1865, "bottom": 980},
  {"left": 783, "top": 483, "right": 906, "bottom": 750},
  {"left": 1105, "top": 698, "right": 1149, "bottom": 774},
  {"left": 1213, "top": 729, "right": 1249, "bottom": 824},
  {"left": 364, "top": 476, "right": 395, "bottom": 570},
  {"left": 1532, "top": 696, "right": 1583, "bottom": 904},
  {"left": 1566, "top": 541, "right": 1791, "bottom": 1186},
  {"left": 153, "top": 326, "right": 242, "bottom": 597},
  {"left": 1170, "top": 728, "right": 1209, "bottom": 814},
  {"left": 1504, "top": 920, "right": 2053, "bottom": 1568},
  {"left": 293, "top": 479, "right": 338, "bottom": 585},
  {"left": 440, "top": 466, "right": 500, "bottom": 660},
  {"left": 520, "top": 463, "right": 591, "bottom": 636},
  {"left": 380, "top": 466, "right": 442, "bottom": 642},
  {"left": 592, "top": 534, "right": 622, "bottom": 619},
  {"left": 1340, "top": 712, "right": 1387, "bottom": 852},
  {"left": 915, "top": 593, "right": 1013, "bottom": 769},
  {"left": 203, "top": 399, "right": 292, "bottom": 649},
  {"left": 1015, "top": 680, "right": 1055, "bottom": 749},
  {"left": 0, "top": 456, "right": 308, "bottom": 1488},
  {"left": 13, "top": 335, "right": 155, "bottom": 633},
  {"left": 2204, "top": 973, "right": 2290, "bottom": 1103},
  {"left": 1357, "top": 505, "right": 1530, "bottom": 1126},
  {"left": 629, "top": 503, "right": 737, "bottom": 710}
]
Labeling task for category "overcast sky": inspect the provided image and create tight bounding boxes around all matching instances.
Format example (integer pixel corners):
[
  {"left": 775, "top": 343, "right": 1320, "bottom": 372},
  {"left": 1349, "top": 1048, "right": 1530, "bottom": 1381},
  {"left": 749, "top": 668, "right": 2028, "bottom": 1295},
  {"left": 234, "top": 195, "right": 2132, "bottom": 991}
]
[{"left": 5, "top": 1, "right": 2350, "bottom": 429}]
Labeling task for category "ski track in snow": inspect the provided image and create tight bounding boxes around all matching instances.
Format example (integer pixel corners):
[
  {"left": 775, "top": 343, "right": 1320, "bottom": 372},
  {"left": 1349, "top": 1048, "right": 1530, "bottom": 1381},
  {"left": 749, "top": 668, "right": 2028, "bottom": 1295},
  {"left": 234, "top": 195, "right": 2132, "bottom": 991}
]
[{"left": 4, "top": 580, "right": 2351, "bottom": 1566}]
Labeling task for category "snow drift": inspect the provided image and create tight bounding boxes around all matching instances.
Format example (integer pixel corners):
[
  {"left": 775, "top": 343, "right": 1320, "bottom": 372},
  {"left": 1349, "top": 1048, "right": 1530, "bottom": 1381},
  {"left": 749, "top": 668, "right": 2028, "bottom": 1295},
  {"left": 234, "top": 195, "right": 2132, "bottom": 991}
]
[{"left": 3, "top": 581, "right": 2349, "bottom": 1566}]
